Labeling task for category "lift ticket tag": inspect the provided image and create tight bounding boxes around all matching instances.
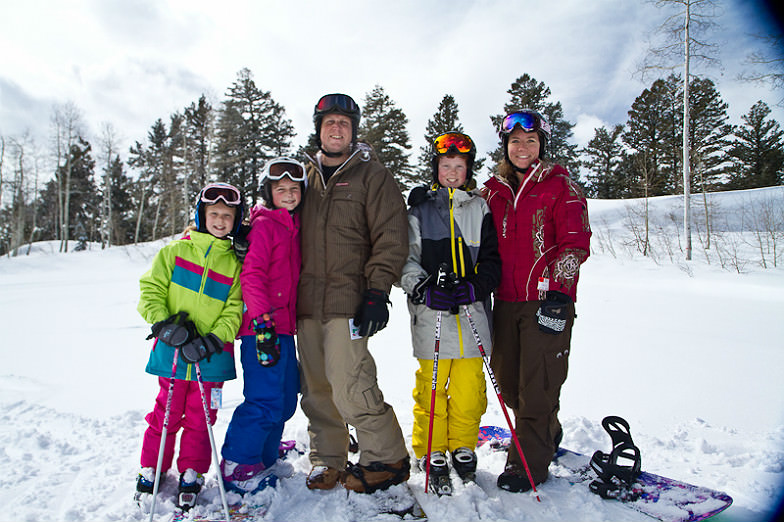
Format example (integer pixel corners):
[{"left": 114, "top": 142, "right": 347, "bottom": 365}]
[
  {"left": 211, "top": 388, "right": 222, "bottom": 409},
  {"left": 537, "top": 277, "right": 550, "bottom": 292}
]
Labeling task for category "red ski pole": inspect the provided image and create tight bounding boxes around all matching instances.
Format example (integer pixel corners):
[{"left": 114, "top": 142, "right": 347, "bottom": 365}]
[
  {"left": 424, "top": 308, "right": 442, "bottom": 494},
  {"left": 462, "top": 304, "right": 541, "bottom": 502}
]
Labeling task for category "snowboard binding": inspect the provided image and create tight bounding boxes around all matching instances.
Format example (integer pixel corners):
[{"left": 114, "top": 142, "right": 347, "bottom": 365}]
[{"left": 589, "top": 415, "right": 642, "bottom": 501}]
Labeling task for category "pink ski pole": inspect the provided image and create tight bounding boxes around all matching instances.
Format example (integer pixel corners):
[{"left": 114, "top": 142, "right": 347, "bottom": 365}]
[{"left": 149, "top": 346, "right": 179, "bottom": 522}]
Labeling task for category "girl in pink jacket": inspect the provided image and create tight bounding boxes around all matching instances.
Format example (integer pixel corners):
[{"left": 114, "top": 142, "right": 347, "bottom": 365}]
[{"left": 219, "top": 158, "right": 307, "bottom": 494}]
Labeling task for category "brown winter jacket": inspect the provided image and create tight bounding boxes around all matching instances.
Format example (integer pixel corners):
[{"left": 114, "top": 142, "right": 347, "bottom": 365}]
[{"left": 297, "top": 143, "right": 408, "bottom": 320}]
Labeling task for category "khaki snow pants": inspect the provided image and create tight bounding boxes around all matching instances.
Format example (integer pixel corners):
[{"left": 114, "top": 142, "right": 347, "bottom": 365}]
[
  {"left": 490, "top": 300, "right": 575, "bottom": 483},
  {"left": 297, "top": 318, "right": 408, "bottom": 469}
]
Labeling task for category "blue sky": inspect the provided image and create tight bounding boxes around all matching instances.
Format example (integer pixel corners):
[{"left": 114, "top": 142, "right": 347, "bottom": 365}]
[{"left": 1, "top": 0, "right": 782, "bottom": 175}]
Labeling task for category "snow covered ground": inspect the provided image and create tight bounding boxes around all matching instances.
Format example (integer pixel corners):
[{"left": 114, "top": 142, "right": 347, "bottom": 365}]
[{"left": 1, "top": 187, "right": 783, "bottom": 521}]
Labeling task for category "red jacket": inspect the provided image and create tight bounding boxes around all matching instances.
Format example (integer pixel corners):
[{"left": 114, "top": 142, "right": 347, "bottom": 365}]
[
  {"left": 483, "top": 162, "right": 591, "bottom": 302},
  {"left": 238, "top": 205, "right": 301, "bottom": 336}
]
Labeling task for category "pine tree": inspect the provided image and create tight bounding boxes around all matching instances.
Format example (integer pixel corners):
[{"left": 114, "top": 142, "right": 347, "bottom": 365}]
[
  {"left": 581, "top": 124, "right": 626, "bottom": 198},
  {"left": 687, "top": 77, "right": 733, "bottom": 192},
  {"left": 183, "top": 95, "right": 215, "bottom": 195},
  {"left": 489, "top": 74, "right": 580, "bottom": 177},
  {"left": 358, "top": 85, "right": 413, "bottom": 191},
  {"left": 727, "top": 101, "right": 784, "bottom": 189},
  {"left": 623, "top": 76, "right": 680, "bottom": 196},
  {"left": 415, "top": 95, "right": 463, "bottom": 185},
  {"left": 214, "top": 68, "right": 295, "bottom": 205}
]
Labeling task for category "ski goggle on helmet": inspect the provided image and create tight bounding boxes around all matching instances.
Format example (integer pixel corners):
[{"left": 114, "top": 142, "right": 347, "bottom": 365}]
[
  {"left": 263, "top": 157, "right": 308, "bottom": 187},
  {"left": 199, "top": 182, "right": 242, "bottom": 206},
  {"left": 433, "top": 132, "right": 476, "bottom": 156},
  {"left": 499, "top": 109, "right": 551, "bottom": 138},
  {"left": 314, "top": 93, "right": 360, "bottom": 118}
]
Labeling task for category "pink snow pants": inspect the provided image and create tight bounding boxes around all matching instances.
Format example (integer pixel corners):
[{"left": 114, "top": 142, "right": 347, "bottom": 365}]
[{"left": 140, "top": 377, "right": 222, "bottom": 474}]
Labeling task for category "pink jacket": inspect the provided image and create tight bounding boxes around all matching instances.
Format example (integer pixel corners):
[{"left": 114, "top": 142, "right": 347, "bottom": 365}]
[
  {"left": 483, "top": 162, "right": 591, "bottom": 302},
  {"left": 238, "top": 205, "right": 301, "bottom": 336}
]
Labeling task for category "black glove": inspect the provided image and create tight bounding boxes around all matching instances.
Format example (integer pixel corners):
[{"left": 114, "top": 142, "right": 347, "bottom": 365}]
[
  {"left": 232, "top": 224, "right": 251, "bottom": 263},
  {"left": 407, "top": 185, "right": 428, "bottom": 207},
  {"left": 254, "top": 315, "right": 280, "bottom": 367},
  {"left": 180, "top": 333, "right": 224, "bottom": 364},
  {"left": 536, "top": 291, "right": 572, "bottom": 335},
  {"left": 353, "top": 288, "right": 390, "bottom": 338},
  {"left": 410, "top": 275, "right": 433, "bottom": 305},
  {"left": 451, "top": 281, "right": 477, "bottom": 306},
  {"left": 425, "top": 285, "right": 454, "bottom": 311},
  {"left": 147, "top": 311, "right": 195, "bottom": 347}
]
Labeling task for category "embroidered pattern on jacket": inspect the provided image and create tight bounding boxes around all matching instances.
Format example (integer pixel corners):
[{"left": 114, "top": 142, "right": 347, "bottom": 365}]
[{"left": 553, "top": 249, "right": 585, "bottom": 290}]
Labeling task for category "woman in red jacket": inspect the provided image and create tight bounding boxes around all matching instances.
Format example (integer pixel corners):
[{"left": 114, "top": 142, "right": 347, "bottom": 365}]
[{"left": 483, "top": 110, "right": 591, "bottom": 492}]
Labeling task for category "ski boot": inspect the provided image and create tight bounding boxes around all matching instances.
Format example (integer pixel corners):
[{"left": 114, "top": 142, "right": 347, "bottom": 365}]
[
  {"left": 177, "top": 468, "right": 204, "bottom": 511},
  {"left": 424, "top": 451, "right": 452, "bottom": 496},
  {"left": 588, "top": 415, "right": 642, "bottom": 500},
  {"left": 451, "top": 447, "right": 477, "bottom": 482},
  {"left": 133, "top": 467, "right": 156, "bottom": 505}
]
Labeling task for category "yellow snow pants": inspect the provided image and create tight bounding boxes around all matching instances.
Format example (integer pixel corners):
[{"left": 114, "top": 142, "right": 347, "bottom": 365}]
[{"left": 411, "top": 357, "right": 487, "bottom": 458}]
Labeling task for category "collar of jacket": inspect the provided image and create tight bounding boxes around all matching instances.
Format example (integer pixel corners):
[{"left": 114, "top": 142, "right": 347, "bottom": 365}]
[
  {"left": 183, "top": 230, "right": 231, "bottom": 254},
  {"left": 429, "top": 185, "right": 478, "bottom": 207},
  {"left": 248, "top": 203, "right": 298, "bottom": 229},
  {"left": 485, "top": 161, "right": 555, "bottom": 198},
  {"left": 305, "top": 142, "right": 373, "bottom": 187}
]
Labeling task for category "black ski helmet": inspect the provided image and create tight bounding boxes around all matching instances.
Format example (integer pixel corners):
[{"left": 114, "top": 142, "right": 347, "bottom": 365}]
[
  {"left": 259, "top": 157, "right": 308, "bottom": 210},
  {"left": 194, "top": 182, "right": 245, "bottom": 236},
  {"left": 498, "top": 109, "right": 551, "bottom": 162},
  {"left": 313, "top": 93, "right": 361, "bottom": 150},
  {"left": 430, "top": 131, "right": 477, "bottom": 185}
]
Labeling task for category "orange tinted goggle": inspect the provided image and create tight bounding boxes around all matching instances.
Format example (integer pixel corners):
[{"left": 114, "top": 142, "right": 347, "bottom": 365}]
[{"left": 433, "top": 132, "right": 474, "bottom": 155}]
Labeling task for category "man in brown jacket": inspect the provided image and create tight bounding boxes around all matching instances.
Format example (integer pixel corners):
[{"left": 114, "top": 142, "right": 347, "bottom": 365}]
[{"left": 297, "top": 93, "right": 410, "bottom": 493}]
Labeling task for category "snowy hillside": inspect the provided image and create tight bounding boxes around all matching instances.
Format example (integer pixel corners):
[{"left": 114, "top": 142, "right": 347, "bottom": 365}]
[{"left": 1, "top": 187, "right": 783, "bottom": 521}]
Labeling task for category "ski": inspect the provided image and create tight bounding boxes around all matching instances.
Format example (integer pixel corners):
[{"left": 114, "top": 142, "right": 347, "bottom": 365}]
[
  {"left": 347, "top": 482, "right": 428, "bottom": 520},
  {"left": 428, "top": 473, "right": 453, "bottom": 497}
]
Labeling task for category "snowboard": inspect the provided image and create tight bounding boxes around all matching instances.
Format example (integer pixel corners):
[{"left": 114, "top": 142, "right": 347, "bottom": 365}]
[{"left": 477, "top": 425, "right": 733, "bottom": 522}]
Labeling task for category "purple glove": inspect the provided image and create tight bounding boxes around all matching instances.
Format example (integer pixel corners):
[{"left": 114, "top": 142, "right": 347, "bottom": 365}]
[
  {"left": 452, "top": 281, "right": 477, "bottom": 305},
  {"left": 425, "top": 285, "right": 454, "bottom": 311}
]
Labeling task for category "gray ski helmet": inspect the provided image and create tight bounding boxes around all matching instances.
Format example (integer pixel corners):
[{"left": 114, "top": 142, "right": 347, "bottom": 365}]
[
  {"left": 430, "top": 131, "right": 476, "bottom": 185},
  {"left": 313, "top": 93, "right": 361, "bottom": 147},
  {"left": 260, "top": 157, "right": 308, "bottom": 210},
  {"left": 194, "top": 182, "right": 245, "bottom": 236},
  {"left": 499, "top": 109, "right": 551, "bottom": 161}
]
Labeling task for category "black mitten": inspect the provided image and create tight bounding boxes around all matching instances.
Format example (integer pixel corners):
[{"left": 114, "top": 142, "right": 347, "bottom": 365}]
[
  {"left": 353, "top": 289, "right": 390, "bottom": 338},
  {"left": 536, "top": 291, "right": 572, "bottom": 334},
  {"left": 232, "top": 224, "right": 251, "bottom": 263},
  {"left": 181, "top": 333, "right": 224, "bottom": 364},
  {"left": 147, "top": 312, "right": 193, "bottom": 347}
]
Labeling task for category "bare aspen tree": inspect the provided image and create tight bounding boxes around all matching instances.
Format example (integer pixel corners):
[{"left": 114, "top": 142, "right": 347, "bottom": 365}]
[
  {"left": 51, "top": 102, "right": 85, "bottom": 253},
  {"left": 0, "top": 136, "right": 5, "bottom": 209},
  {"left": 638, "top": 0, "right": 722, "bottom": 261},
  {"left": 9, "top": 133, "right": 35, "bottom": 256},
  {"left": 99, "top": 122, "right": 120, "bottom": 248}
]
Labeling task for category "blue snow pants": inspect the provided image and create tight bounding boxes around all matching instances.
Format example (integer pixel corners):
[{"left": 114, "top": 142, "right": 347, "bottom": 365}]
[{"left": 221, "top": 334, "right": 299, "bottom": 467}]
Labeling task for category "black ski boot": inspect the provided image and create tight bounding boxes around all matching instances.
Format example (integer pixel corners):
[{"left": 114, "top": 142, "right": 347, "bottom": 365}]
[
  {"left": 451, "top": 447, "right": 477, "bottom": 482},
  {"left": 177, "top": 469, "right": 204, "bottom": 511},
  {"left": 424, "top": 451, "right": 452, "bottom": 496}
]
